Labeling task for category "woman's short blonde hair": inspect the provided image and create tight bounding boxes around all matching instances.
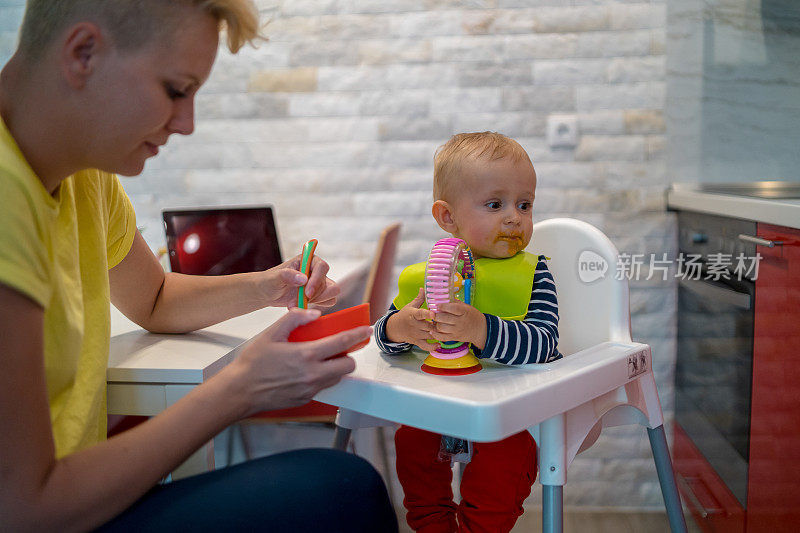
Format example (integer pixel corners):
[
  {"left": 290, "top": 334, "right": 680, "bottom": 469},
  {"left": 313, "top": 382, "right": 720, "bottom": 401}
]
[
  {"left": 18, "top": 0, "right": 264, "bottom": 60},
  {"left": 433, "top": 131, "right": 533, "bottom": 201}
]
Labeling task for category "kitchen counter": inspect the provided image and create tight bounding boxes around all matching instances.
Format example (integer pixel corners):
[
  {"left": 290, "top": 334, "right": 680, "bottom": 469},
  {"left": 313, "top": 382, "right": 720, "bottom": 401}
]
[{"left": 667, "top": 182, "right": 800, "bottom": 229}]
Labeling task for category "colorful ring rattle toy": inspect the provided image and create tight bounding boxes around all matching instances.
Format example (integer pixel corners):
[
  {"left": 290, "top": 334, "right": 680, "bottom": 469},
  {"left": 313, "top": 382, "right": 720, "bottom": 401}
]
[{"left": 421, "top": 237, "right": 482, "bottom": 375}]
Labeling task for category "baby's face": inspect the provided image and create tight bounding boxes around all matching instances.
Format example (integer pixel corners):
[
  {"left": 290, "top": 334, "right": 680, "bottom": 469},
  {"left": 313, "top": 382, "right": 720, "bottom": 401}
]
[{"left": 447, "top": 157, "right": 536, "bottom": 259}]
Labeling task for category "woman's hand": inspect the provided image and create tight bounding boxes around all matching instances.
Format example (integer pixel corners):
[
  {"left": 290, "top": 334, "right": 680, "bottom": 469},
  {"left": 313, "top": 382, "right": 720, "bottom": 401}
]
[
  {"left": 228, "top": 308, "right": 371, "bottom": 416},
  {"left": 258, "top": 254, "right": 340, "bottom": 309},
  {"left": 385, "top": 289, "right": 435, "bottom": 351}
]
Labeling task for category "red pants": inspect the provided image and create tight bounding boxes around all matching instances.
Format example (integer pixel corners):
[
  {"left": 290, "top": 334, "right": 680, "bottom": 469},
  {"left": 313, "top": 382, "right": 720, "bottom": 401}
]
[{"left": 395, "top": 426, "right": 537, "bottom": 533}]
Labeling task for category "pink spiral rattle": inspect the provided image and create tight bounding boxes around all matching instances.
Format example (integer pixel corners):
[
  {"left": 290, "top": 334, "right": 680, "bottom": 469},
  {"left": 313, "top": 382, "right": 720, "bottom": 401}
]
[{"left": 421, "top": 238, "right": 482, "bottom": 375}]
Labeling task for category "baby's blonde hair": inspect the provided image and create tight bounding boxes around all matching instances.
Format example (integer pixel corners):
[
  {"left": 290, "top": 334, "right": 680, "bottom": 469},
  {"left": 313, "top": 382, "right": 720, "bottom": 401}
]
[
  {"left": 433, "top": 131, "right": 533, "bottom": 201},
  {"left": 18, "top": 0, "right": 264, "bottom": 60}
]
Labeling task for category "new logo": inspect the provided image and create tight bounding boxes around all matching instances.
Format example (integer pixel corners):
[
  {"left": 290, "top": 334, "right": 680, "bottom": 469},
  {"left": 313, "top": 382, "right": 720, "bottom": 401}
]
[{"left": 578, "top": 250, "right": 608, "bottom": 283}]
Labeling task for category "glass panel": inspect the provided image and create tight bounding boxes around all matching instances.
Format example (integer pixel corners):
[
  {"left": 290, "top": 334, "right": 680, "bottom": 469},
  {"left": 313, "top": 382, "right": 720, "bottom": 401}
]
[
  {"left": 667, "top": 0, "right": 800, "bottom": 183},
  {"left": 676, "top": 274, "right": 755, "bottom": 506}
]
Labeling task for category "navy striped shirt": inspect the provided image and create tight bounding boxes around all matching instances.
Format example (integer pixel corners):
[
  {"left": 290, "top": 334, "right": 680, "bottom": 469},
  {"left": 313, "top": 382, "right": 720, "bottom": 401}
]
[{"left": 375, "top": 255, "right": 562, "bottom": 365}]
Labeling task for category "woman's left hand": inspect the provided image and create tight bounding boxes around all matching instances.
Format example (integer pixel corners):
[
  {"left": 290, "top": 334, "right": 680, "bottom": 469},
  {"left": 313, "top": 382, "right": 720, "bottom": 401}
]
[{"left": 260, "top": 254, "right": 340, "bottom": 309}]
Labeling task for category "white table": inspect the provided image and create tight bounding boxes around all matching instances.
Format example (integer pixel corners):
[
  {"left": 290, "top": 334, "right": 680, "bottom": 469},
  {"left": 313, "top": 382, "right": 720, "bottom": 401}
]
[{"left": 106, "top": 260, "right": 368, "bottom": 479}]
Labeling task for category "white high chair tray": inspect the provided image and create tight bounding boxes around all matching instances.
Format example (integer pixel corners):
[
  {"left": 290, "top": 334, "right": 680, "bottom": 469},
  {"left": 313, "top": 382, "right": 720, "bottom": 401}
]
[{"left": 315, "top": 338, "right": 652, "bottom": 442}]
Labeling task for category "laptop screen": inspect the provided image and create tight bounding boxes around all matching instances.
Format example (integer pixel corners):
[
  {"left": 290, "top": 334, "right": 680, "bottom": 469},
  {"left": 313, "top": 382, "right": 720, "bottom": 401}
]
[{"left": 162, "top": 206, "right": 282, "bottom": 275}]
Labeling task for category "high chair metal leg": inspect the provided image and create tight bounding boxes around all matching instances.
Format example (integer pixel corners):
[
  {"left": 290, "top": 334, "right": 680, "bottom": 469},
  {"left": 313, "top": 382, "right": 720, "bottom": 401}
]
[
  {"left": 539, "top": 413, "right": 566, "bottom": 533},
  {"left": 333, "top": 425, "right": 352, "bottom": 451},
  {"left": 225, "top": 424, "right": 238, "bottom": 466},
  {"left": 647, "top": 425, "right": 688, "bottom": 533},
  {"left": 542, "top": 485, "right": 563, "bottom": 533}
]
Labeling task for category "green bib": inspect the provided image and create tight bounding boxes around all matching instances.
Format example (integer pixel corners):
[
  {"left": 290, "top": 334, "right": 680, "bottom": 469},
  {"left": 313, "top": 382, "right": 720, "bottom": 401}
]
[{"left": 393, "top": 251, "right": 541, "bottom": 321}]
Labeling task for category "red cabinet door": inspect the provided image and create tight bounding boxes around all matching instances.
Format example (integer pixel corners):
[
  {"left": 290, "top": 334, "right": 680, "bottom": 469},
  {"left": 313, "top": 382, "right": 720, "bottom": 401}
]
[{"left": 748, "top": 223, "right": 800, "bottom": 532}]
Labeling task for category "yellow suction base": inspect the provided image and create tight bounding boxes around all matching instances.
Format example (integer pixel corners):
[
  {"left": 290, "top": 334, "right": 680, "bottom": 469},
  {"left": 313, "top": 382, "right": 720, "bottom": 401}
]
[{"left": 421, "top": 352, "right": 482, "bottom": 376}]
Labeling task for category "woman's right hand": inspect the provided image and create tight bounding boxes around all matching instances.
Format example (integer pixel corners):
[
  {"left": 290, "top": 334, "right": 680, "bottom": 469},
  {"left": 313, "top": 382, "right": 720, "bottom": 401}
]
[
  {"left": 227, "top": 308, "right": 371, "bottom": 416},
  {"left": 385, "top": 288, "right": 435, "bottom": 351}
]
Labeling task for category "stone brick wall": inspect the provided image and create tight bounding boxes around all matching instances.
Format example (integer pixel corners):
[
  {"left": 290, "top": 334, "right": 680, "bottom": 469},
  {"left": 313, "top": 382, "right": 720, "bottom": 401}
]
[{"left": 0, "top": 0, "right": 675, "bottom": 509}]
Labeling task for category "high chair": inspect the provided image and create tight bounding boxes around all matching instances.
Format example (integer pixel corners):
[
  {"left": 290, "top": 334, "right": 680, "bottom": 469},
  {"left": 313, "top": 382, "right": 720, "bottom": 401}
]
[
  {"left": 320, "top": 218, "right": 687, "bottom": 533},
  {"left": 524, "top": 217, "right": 686, "bottom": 532}
]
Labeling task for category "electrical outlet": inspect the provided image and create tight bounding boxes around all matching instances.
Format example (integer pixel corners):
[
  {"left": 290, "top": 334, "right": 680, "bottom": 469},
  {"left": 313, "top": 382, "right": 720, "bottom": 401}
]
[{"left": 547, "top": 114, "right": 578, "bottom": 149}]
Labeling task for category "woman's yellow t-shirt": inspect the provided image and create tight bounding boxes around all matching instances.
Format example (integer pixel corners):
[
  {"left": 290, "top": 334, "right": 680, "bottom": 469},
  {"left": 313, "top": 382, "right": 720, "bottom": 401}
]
[{"left": 0, "top": 118, "right": 136, "bottom": 457}]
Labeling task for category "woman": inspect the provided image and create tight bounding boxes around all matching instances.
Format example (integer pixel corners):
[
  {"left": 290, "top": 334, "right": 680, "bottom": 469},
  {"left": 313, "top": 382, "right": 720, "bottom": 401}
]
[{"left": 0, "top": 1, "right": 396, "bottom": 531}]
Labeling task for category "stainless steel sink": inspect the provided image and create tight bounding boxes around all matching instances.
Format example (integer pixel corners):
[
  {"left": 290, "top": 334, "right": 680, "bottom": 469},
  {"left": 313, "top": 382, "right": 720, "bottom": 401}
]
[{"left": 697, "top": 181, "right": 800, "bottom": 199}]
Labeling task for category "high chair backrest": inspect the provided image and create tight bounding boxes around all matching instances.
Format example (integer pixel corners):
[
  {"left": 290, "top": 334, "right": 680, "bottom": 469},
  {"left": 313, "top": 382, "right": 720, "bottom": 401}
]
[{"left": 528, "top": 218, "right": 632, "bottom": 355}]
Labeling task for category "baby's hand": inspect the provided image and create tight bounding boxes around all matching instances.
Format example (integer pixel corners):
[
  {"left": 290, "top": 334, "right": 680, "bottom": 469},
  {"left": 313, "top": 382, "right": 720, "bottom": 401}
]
[
  {"left": 385, "top": 288, "right": 436, "bottom": 351},
  {"left": 431, "top": 302, "right": 488, "bottom": 350}
]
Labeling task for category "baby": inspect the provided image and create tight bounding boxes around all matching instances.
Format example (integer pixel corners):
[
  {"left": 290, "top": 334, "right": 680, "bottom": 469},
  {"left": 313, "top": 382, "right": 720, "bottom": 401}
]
[{"left": 375, "top": 132, "right": 562, "bottom": 533}]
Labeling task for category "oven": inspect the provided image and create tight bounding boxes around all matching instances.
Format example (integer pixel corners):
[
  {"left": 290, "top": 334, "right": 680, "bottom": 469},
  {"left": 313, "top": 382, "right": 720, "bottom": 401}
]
[{"left": 674, "top": 211, "right": 758, "bottom": 514}]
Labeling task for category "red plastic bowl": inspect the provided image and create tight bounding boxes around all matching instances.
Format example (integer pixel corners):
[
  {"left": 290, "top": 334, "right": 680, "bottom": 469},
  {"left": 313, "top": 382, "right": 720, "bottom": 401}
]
[{"left": 288, "top": 303, "right": 371, "bottom": 358}]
